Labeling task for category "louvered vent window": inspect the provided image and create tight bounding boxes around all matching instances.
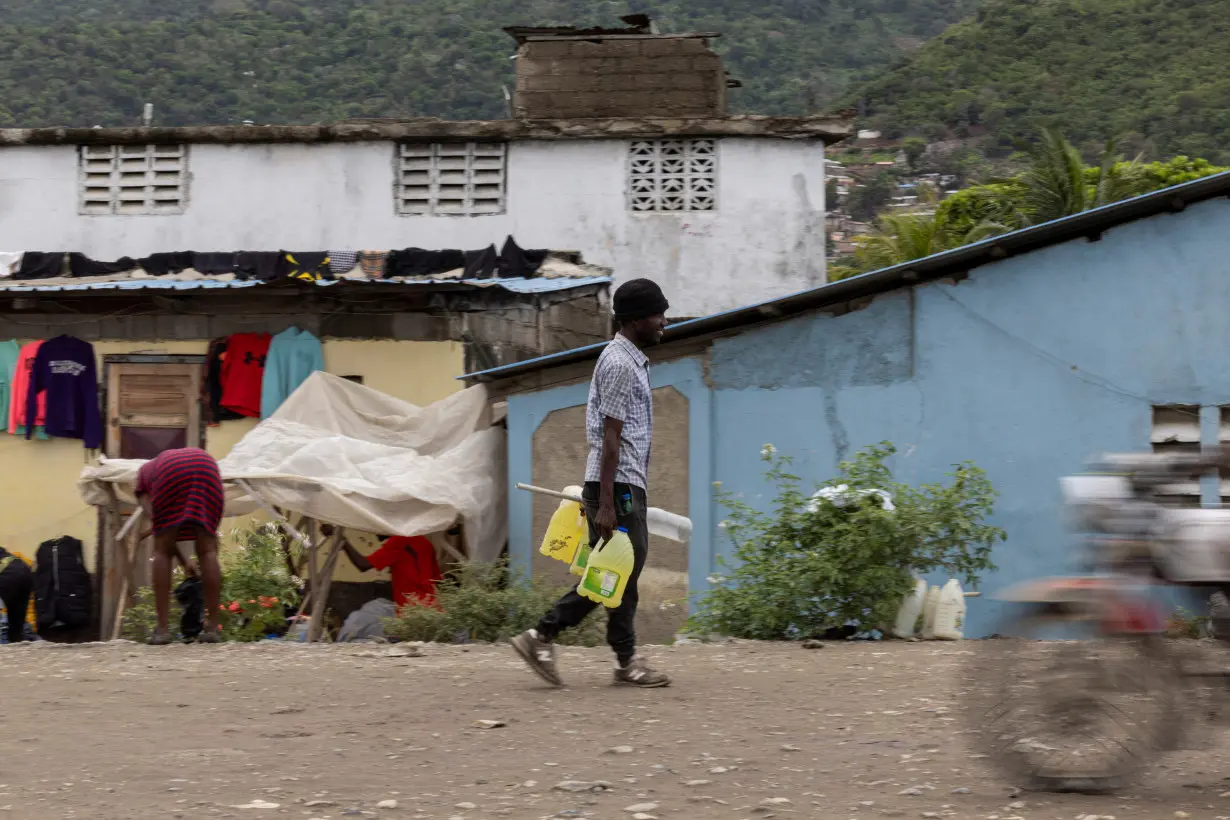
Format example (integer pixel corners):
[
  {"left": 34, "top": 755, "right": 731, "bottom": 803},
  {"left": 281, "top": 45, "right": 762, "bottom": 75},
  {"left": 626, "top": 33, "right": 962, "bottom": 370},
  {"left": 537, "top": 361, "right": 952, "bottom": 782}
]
[
  {"left": 628, "top": 139, "right": 717, "bottom": 212},
  {"left": 79, "top": 145, "right": 188, "bottom": 215},
  {"left": 396, "top": 142, "right": 506, "bottom": 216}
]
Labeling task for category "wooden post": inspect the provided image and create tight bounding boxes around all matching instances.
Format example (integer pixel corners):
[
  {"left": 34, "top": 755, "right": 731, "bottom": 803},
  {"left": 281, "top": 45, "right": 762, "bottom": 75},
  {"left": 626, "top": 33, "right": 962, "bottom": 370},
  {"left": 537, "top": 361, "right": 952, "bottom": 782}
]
[
  {"left": 109, "top": 506, "right": 144, "bottom": 640},
  {"left": 306, "top": 530, "right": 344, "bottom": 642}
]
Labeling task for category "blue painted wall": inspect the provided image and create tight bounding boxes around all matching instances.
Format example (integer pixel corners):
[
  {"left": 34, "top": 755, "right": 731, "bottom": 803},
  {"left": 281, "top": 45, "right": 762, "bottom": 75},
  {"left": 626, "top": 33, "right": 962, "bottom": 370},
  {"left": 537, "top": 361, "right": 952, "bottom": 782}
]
[{"left": 506, "top": 196, "right": 1230, "bottom": 637}]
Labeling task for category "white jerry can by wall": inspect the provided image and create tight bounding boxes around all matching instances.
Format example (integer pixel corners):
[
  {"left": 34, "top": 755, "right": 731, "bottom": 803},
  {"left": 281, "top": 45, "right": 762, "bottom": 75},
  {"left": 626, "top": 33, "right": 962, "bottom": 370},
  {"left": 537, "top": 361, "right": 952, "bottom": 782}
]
[
  {"left": 930, "top": 579, "right": 967, "bottom": 640},
  {"left": 892, "top": 577, "right": 929, "bottom": 638}
]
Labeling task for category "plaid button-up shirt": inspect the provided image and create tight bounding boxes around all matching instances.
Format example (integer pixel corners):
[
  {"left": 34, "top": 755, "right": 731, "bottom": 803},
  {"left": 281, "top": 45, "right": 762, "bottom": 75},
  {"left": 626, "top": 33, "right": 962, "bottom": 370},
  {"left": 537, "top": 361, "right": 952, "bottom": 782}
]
[{"left": 584, "top": 333, "right": 653, "bottom": 491}]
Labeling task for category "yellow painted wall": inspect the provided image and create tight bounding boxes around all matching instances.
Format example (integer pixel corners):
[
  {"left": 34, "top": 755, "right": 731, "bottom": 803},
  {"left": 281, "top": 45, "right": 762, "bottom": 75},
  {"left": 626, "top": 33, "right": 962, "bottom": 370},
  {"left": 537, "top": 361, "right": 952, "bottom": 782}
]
[{"left": 0, "top": 339, "right": 464, "bottom": 586}]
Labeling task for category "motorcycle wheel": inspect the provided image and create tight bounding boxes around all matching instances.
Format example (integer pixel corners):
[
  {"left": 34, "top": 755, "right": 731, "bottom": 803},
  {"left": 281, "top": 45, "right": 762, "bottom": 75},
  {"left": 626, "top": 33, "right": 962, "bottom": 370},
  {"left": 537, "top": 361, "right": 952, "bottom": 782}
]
[{"left": 961, "top": 604, "right": 1182, "bottom": 793}]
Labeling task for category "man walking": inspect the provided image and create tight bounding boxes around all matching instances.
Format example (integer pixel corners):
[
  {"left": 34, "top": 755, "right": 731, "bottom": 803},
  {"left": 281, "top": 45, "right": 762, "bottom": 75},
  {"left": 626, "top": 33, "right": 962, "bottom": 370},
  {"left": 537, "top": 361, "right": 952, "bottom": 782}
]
[{"left": 512, "top": 279, "right": 671, "bottom": 688}]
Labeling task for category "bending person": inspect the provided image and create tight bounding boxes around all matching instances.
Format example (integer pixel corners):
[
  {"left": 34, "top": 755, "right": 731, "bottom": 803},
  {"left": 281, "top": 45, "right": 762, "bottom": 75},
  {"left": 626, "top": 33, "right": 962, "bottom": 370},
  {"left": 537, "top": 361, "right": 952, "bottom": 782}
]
[{"left": 135, "top": 448, "right": 225, "bottom": 645}]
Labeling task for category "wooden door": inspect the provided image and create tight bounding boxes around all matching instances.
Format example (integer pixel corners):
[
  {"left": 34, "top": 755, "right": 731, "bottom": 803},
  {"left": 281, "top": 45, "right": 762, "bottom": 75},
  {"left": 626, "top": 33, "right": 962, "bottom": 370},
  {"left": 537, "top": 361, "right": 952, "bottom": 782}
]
[
  {"left": 106, "top": 362, "right": 203, "bottom": 459},
  {"left": 100, "top": 359, "right": 205, "bottom": 637}
]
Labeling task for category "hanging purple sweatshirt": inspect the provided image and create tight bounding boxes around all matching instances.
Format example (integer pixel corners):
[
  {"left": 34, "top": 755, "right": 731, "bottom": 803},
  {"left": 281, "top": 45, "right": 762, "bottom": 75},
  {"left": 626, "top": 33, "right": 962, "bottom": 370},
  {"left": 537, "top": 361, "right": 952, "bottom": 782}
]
[{"left": 26, "top": 335, "right": 102, "bottom": 449}]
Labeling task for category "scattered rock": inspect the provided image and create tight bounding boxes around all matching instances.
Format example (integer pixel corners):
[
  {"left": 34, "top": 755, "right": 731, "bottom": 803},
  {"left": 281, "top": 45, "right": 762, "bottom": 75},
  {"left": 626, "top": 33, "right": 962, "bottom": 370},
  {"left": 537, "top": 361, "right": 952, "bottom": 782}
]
[
  {"left": 356, "top": 647, "right": 423, "bottom": 658},
  {"left": 304, "top": 801, "right": 338, "bottom": 808},
  {"left": 801, "top": 639, "right": 825, "bottom": 649},
  {"left": 950, "top": 787, "right": 971, "bottom": 795},
  {"left": 232, "top": 801, "right": 280, "bottom": 810},
  {"left": 473, "top": 719, "right": 506, "bottom": 729},
  {"left": 899, "top": 787, "right": 923, "bottom": 796},
  {"left": 606, "top": 746, "right": 635, "bottom": 755},
  {"left": 624, "top": 803, "right": 659, "bottom": 813},
  {"left": 376, "top": 799, "right": 398, "bottom": 809},
  {"left": 684, "top": 780, "right": 711, "bottom": 787},
  {"left": 760, "top": 798, "right": 792, "bottom": 806},
  {"left": 553, "top": 781, "right": 611, "bottom": 794},
  {"left": 631, "top": 815, "right": 657, "bottom": 820},
  {"left": 455, "top": 803, "right": 476, "bottom": 810},
  {"left": 780, "top": 744, "right": 801, "bottom": 752}
]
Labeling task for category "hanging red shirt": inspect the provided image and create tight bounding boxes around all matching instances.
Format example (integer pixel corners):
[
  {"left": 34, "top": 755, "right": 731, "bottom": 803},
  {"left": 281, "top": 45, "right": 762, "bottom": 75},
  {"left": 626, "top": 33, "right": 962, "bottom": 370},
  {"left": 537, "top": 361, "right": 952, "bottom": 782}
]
[
  {"left": 366, "top": 536, "right": 442, "bottom": 608},
  {"left": 219, "top": 333, "right": 271, "bottom": 418}
]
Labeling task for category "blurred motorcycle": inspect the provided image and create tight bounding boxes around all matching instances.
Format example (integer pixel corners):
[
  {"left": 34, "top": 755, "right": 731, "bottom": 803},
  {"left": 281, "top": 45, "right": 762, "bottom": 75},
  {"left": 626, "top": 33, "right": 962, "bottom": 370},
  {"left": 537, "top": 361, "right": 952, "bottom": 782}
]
[{"left": 964, "top": 448, "right": 1230, "bottom": 792}]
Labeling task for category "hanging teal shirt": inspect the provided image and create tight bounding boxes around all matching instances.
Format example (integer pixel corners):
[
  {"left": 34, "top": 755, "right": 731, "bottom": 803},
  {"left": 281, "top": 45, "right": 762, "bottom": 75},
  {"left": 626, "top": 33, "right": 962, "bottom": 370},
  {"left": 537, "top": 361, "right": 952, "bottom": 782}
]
[
  {"left": 0, "top": 339, "right": 19, "bottom": 432},
  {"left": 260, "top": 327, "right": 325, "bottom": 419}
]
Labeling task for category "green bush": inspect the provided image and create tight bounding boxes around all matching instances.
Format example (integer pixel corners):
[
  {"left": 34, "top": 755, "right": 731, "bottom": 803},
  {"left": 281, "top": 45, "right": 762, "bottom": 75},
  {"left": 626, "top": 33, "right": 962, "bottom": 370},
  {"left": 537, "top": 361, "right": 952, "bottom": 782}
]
[
  {"left": 120, "top": 524, "right": 302, "bottom": 643},
  {"left": 688, "top": 442, "right": 1003, "bottom": 641},
  {"left": 218, "top": 524, "right": 302, "bottom": 642},
  {"left": 384, "top": 559, "right": 604, "bottom": 647}
]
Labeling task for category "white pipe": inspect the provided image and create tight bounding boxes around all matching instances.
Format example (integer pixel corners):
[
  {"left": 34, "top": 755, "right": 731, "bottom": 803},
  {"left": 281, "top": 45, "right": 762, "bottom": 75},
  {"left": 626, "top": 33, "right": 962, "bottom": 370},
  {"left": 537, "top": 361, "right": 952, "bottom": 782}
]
[
  {"left": 115, "top": 507, "right": 144, "bottom": 542},
  {"left": 516, "top": 482, "right": 581, "bottom": 502}
]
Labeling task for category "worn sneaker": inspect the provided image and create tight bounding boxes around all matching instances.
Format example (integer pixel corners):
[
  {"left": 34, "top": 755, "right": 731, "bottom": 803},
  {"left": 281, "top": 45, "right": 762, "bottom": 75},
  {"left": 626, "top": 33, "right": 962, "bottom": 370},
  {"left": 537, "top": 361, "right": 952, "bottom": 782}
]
[
  {"left": 613, "top": 657, "right": 671, "bottom": 688},
  {"left": 510, "top": 629, "right": 563, "bottom": 686}
]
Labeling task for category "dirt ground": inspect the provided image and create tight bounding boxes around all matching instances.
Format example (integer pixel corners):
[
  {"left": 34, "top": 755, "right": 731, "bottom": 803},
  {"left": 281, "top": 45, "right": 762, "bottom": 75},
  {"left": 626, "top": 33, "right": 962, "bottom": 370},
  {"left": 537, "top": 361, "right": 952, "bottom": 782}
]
[{"left": 4, "top": 640, "right": 1230, "bottom": 820}]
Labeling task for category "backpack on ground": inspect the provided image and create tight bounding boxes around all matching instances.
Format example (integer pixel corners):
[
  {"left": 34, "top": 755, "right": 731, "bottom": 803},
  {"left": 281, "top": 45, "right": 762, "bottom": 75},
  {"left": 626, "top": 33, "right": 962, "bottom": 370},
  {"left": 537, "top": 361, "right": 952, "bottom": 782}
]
[{"left": 34, "top": 536, "right": 92, "bottom": 631}]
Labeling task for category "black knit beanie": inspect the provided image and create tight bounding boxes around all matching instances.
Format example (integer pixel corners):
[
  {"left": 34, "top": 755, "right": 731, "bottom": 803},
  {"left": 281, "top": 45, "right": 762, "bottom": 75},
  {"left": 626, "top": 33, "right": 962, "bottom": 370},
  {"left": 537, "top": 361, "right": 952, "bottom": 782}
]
[{"left": 613, "top": 278, "right": 669, "bottom": 320}]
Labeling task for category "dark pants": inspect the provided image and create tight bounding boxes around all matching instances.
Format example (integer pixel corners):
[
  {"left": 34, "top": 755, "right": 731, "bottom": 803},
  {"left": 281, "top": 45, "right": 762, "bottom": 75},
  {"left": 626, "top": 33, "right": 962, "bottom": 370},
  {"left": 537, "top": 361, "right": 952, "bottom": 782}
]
[
  {"left": 537, "top": 482, "right": 648, "bottom": 663},
  {"left": 0, "top": 559, "right": 33, "bottom": 644}
]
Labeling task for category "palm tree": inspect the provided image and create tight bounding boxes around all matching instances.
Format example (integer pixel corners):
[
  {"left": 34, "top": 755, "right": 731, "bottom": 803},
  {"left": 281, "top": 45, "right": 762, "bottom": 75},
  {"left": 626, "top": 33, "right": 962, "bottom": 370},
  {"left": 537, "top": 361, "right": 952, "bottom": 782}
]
[
  {"left": 844, "top": 128, "right": 1154, "bottom": 276},
  {"left": 1019, "top": 128, "right": 1144, "bottom": 224},
  {"left": 853, "top": 210, "right": 951, "bottom": 271}
]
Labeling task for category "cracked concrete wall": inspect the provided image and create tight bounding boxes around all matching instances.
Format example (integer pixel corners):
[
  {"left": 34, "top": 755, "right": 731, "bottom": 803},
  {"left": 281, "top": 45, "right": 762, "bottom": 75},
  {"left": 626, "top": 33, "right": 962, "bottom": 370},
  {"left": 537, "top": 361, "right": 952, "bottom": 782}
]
[
  {"left": 703, "top": 196, "right": 1230, "bottom": 637},
  {"left": 0, "top": 138, "right": 826, "bottom": 317},
  {"left": 514, "top": 38, "right": 726, "bottom": 119}
]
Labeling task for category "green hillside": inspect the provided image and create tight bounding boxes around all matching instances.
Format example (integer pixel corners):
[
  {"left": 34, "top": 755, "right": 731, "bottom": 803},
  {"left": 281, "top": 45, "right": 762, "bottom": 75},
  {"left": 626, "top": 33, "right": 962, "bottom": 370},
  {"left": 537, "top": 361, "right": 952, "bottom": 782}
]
[
  {"left": 847, "top": 0, "right": 1230, "bottom": 163},
  {"left": 0, "top": 0, "right": 976, "bottom": 127}
]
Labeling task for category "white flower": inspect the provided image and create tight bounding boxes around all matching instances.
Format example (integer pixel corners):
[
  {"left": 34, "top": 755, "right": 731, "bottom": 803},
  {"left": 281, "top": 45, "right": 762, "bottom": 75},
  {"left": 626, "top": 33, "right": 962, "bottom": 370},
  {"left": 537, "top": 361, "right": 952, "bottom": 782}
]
[{"left": 760, "top": 443, "right": 777, "bottom": 458}]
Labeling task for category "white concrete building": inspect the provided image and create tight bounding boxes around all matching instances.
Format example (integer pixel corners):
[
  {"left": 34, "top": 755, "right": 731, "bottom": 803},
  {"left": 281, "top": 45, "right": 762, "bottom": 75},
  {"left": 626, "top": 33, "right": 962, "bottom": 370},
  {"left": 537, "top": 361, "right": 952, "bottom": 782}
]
[
  {"left": 0, "top": 117, "right": 848, "bottom": 318},
  {"left": 0, "top": 22, "right": 851, "bottom": 318}
]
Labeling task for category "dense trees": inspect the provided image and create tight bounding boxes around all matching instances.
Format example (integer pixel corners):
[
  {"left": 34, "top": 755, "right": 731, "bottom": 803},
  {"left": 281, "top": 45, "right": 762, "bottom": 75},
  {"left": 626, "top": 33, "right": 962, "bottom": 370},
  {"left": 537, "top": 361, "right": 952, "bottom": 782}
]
[
  {"left": 848, "top": 0, "right": 1230, "bottom": 165},
  {"left": 0, "top": 0, "right": 977, "bottom": 127}
]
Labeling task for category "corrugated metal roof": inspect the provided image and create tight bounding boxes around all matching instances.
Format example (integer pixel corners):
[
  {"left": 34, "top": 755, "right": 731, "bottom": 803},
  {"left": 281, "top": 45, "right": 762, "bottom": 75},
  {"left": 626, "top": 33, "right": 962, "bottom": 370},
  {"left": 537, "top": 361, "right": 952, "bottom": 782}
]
[
  {"left": 0, "top": 275, "right": 610, "bottom": 295},
  {"left": 464, "top": 170, "right": 1230, "bottom": 383}
]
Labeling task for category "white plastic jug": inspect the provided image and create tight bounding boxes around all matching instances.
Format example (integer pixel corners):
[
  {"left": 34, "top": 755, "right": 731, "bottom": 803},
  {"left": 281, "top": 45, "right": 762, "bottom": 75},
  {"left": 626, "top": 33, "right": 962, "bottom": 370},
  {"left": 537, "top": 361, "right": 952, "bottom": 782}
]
[
  {"left": 892, "top": 577, "right": 928, "bottom": 638},
  {"left": 647, "top": 507, "right": 693, "bottom": 544},
  {"left": 931, "top": 579, "right": 966, "bottom": 640},
  {"left": 920, "top": 583, "right": 941, "bottom": 639}
]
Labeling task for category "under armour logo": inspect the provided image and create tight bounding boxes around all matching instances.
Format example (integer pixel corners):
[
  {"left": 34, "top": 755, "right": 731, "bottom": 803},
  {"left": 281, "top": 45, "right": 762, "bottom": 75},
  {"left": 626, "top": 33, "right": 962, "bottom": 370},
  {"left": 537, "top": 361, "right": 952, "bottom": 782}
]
[{"left": 243, "top": 352, "right": 266, "bottom": 366}]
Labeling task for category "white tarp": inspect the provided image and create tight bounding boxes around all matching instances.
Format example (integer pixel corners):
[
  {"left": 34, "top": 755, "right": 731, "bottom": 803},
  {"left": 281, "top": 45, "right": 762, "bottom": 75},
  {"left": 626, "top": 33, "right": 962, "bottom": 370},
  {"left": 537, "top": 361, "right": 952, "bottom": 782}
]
[{"left": 78, "top": 372, "right": 507, "bottom": 563}]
